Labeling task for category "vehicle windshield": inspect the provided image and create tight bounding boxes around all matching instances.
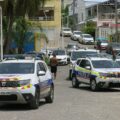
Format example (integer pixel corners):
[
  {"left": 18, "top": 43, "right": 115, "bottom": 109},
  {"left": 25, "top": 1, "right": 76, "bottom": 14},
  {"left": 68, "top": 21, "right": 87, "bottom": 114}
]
[
  {"left": 53, "top": 50, "right": 65, "bottom": 55},
  {"left": 71, "top": 51, "right": 97, "bottom": 60},
  {"left": 101, "top": 40, "right": 108, "bottom": 43},
  {"left": 83, "top": 34, "right": 92, "bottom": 38},
  {"left": 116, "top": 61, "right": 120, "bottom": 66},
  {"left": 63, "top": 28, "right": 71, "bottom": 31},
  {"left": 111, "top": 43, "right": 120, "bottom": 47},
  {"left": 67, "top": 45, "right": 78, "bottom": 49},
  {"left": 92, "top": 60, "right": 120, "bottom": 68},
  {"left": 0, "top": 63, "right": 34, "bottom": 74},
  {"left": 74, "top": 32, "right": 81, "bottom": 35}
]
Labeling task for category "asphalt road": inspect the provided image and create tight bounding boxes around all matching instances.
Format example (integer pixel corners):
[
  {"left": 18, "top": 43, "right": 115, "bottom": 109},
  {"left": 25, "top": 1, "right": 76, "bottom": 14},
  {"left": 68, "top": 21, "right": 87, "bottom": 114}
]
[
  {"left": 60, "top": 36, "right": 94, "bottom": 49},
  {"left": 0, "top": 37, "right": 120, "bottom": 120}
]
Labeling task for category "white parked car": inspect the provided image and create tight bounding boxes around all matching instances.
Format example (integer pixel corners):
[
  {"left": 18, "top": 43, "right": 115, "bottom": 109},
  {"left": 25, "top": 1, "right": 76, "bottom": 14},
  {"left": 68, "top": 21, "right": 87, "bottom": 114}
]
[
  {"left": 60, "top": 28, "right": 72, "bottom": 37},
  {"left": 40, "top": 48, "right": 53, "bottom": 56},
  {"left": 0, "top": 58, "right": 54, "bottom": 109},
  {"left": 71, "top": 31, "right": 82, "bottom": 41},
  {"left": 51, "top": 49, "right": 69, "bottom": 65},
  {"left": 79, "top": 34, "right": 94, "bottom": 44}
]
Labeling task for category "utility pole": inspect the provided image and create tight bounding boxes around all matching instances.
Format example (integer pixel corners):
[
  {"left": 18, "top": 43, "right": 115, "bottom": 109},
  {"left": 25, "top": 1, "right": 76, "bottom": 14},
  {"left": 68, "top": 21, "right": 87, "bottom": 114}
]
[
  {"left": 61, "top": 0, "right": 64, "bottom": 49},
  {"left": 0, "top": 6, "right": 3, "bottom": 61},
  {"left": 115, "top": 0, "right": 118, "bottom": 42},
  {"left": 44, "top": 10, "right": 48, "bottom": 56},
  {"left": 72, "top": 0, "right": 75, "bottom": 30}
]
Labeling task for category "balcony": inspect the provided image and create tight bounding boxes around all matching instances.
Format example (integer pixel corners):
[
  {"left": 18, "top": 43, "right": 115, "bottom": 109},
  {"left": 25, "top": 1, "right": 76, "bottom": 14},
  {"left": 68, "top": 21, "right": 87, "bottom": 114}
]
[
  {"left": 99, "top": 13, "right": 120, "bottom": 20},
  {"left": 29, "top": 16, "right": 54, "bottom": 21}
]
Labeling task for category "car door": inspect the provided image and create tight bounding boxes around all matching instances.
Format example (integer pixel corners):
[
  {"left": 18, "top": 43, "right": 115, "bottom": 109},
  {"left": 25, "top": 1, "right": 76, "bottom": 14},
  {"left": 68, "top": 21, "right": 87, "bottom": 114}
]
[
  {"left": 37, "top": 62, "right": 50, "bottom": 97},
  {"left": 76, "top": 59, "right": 91, "bottom": 84}
]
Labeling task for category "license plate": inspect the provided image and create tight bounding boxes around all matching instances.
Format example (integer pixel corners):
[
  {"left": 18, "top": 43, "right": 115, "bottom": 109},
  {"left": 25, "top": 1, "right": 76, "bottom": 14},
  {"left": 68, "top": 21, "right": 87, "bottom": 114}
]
[{"left": 0, "top": 92, "right": 11, "bottom": 95}]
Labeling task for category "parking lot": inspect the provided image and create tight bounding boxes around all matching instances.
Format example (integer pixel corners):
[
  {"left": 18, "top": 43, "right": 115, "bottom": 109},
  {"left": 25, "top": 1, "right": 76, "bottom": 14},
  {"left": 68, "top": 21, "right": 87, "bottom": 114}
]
[{"left": 0, "top": 37, "right": 120, "bottom": 120}]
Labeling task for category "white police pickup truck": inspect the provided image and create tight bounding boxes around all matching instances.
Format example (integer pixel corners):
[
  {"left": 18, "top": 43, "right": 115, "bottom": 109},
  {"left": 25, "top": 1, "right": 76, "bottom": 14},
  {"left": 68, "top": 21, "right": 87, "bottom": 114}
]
[
  {"left": 0, "top": 58, "right": 54, "bottom": 109},
  {"left": 71, "top": 56, "right": 120, "bottom": 91}
]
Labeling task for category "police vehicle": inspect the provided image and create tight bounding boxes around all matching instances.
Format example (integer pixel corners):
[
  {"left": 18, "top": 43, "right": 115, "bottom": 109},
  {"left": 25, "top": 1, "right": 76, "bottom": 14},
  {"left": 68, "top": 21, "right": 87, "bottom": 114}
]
[
  {"left": 0, "top": 58, "right": 54, "bottom": 109},
  {"left": 69, "top": 49, "right": 99, "bottom": 80},
  {"left": 71, "top": 56, "right": 120, "bottom": 91}
]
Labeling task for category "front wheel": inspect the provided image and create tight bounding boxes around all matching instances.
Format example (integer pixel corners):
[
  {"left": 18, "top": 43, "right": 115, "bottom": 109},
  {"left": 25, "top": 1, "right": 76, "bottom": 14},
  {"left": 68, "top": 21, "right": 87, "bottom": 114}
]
[
  {"left": 72, "top": 76, "right": 79, "bottom": 88},
  {"left": 90, "top": 79, "right": 98, "bottom": 91},
  {"left": 45, "top": 86, "right": 54, "bottom": 103},
  {"left": 29, "top": 89, "right": 40, "bottom": 109}
]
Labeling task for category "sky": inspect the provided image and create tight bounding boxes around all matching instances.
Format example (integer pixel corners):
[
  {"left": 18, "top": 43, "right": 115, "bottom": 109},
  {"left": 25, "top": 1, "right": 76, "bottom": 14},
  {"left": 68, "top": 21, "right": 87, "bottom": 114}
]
[
  {"left": 85, "top": 0, "right": 120, "bottom": 3},
  {"left": 85, "top": 0, "right": 108, "bottom": 2}
]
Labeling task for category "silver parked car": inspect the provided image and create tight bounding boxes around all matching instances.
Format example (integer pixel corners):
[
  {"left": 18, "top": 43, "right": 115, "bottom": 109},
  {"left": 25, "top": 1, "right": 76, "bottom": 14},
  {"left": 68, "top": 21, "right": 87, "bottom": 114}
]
[
  {"left": 71, "top": 31, "right": 82, "bottom": 41},
  {"left": 79, "top": 34, "right": 94, "bottom": 44}
]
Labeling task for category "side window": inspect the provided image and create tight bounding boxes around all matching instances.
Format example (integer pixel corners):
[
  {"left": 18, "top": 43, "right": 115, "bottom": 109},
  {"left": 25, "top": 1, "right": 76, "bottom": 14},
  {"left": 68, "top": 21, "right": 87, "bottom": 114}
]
[
  {"left": 39, "top": 62, "right": 47, "bottom": 72},
  {"left": 79, "top": 60, "right": 86, "bottom": 68},
  {"left": 76, "top": 60, "right": 81, "bottom": 65},
  {"left": 79, "top": 60, "right": 91, "bottom": 68},
  {"left": 37, "top": 63, "right": 41, "bottom": 72},
  {"left": 85, "top": 60, "right": 91, "bottom": 67}
]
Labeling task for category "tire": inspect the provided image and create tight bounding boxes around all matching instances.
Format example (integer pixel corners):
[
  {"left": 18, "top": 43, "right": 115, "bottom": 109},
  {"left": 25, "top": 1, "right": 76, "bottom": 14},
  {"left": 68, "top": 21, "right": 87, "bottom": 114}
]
[
  {"left": 29, "top": 89, "right": 40, "bottom": 109},
  {"left": 45, "top": 86, "right": 54, "bottom": 103},
  {"left": 90, "top": 79, "right": 98, "bottom": 91},
  {"left": 69, "top": 70, "right": 72, "bottom": 80},
  {"left": 72, "top": 76, "right": 79, "bottom": 88}
]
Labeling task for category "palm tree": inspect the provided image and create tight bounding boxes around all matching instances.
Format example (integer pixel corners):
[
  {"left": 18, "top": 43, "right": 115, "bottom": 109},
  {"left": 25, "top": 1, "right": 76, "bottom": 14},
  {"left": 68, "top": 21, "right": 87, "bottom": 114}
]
[
  {"left": 3, "top": 0, "right": 45, "bottom": 53},
  {"left": 12, "top": 17, "right": 32, "bottom": 53}
]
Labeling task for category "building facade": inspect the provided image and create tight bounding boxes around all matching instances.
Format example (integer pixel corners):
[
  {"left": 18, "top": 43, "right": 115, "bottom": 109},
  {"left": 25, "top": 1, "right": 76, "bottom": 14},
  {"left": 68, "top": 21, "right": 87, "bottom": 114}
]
[
  {"left": 68, "top": 0, "right": 120, "bottom": 41},
  {"left": 29, "top": 0, "right": 61, "bottom": 51}
]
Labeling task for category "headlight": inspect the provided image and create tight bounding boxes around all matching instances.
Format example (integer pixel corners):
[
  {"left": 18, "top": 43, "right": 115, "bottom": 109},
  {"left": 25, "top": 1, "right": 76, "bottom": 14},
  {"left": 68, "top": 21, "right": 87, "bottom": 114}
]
[
  {"left": 18, "top": 79, "right": 31, "bottom": 86},
  {"left": 63, "top": 57, "right": 67, "bottom": 60}
]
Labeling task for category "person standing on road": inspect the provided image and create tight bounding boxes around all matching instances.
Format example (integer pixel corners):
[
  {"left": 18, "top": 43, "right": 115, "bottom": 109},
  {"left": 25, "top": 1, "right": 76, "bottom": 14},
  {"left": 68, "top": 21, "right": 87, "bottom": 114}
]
[{"left": 50, "top": 53, "right": 58, "bottom": 79}]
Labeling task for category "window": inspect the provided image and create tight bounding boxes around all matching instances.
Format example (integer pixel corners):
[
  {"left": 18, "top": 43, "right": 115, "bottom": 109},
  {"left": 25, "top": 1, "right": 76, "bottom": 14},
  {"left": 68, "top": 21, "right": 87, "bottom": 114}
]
[
  {"left": 39, "top": 63, "right": 47, "bottom": 72},
  {"left": 79, "top": 60, "right": 86, "bottom": 68},
  {"left": 79, "top": 60, "right": 91, "bottom": 68},
  {"left": 0, "top": 63, "right": 34, "bottom": 74},
  {"left": 76, "top": 60, "right": 81, "bottom": 65},
  {"left": 29, "top": 7, "right": 54, "bottom": 21},
  {"left": 37, "top": 63, "right": 41, "bottom": 72}
]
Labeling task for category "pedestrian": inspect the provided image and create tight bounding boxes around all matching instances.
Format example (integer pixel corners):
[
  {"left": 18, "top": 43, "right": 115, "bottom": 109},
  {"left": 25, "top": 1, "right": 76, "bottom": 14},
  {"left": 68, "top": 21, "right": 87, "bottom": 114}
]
[{"left": 50, "top": 53, "right": 58, "bottom": 79}]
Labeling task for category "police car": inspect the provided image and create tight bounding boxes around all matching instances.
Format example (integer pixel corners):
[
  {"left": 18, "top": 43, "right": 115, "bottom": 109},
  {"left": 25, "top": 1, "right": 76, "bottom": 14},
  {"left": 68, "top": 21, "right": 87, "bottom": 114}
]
[
  {"left": 71, "top": 56, "right": 120, "bottom": 91},
  {"left": 69, "top": 49, "right": 99, "bottom": 79},
  {"left": 0, "top": 58, "right": 54, "bottom": 109}
]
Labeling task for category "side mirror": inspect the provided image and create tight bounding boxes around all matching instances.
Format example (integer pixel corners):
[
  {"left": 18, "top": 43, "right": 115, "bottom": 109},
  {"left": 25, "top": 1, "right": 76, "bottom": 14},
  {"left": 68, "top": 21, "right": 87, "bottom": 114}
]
[
  {"left": 85, "top": 66, "right": 91, "bottom": 70},
  {"left": 67, "top": 57, "right": 70, "bottom": 62},
  {"left": 37, "top": 71, "right": 46, "bottom": 76}
]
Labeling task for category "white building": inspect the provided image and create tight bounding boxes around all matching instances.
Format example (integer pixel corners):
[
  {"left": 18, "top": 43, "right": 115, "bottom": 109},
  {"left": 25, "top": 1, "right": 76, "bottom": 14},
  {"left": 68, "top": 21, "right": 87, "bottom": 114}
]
[{"left": 68, "top": 0, "right": 120, "bottom": 40}]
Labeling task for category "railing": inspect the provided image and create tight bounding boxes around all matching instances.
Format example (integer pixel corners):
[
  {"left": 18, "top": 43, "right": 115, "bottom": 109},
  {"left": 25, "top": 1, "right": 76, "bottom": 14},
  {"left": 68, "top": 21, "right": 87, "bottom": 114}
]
[
  {"left": 29, "top": 16, "right": 54, "bottom": 21},
  {"left": 99, "top": 13, "right": 120, "bottom": 20}
]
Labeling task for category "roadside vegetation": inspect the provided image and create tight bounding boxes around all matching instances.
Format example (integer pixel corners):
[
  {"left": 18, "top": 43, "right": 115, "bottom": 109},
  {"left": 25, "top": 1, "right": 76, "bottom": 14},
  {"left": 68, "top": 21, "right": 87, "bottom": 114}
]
[{"left": 3, "top": 0, "right": 45, "bottom": 54}]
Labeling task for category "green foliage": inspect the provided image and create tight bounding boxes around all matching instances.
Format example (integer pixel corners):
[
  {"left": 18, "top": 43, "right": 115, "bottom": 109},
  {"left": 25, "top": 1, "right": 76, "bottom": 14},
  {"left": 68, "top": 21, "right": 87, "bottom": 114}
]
[
  {"left": 3, "top": 0, "right": 45, "bottom": 53},
  {"left": 69, "top": 17, "right": 76, "bottom": 30},
  {"left": 83, "top": 21, "right": 96, "bottom": 38},
  {"left": 62, "top": 5, "right": 69, "bottom": 27},
  {"left": 12, "top": 17, "right": 32, "bottom": 53}
]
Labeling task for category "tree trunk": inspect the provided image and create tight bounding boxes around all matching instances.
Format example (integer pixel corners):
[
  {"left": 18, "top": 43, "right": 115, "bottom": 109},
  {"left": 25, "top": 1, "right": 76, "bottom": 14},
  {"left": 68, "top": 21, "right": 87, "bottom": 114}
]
[{"left": 3, "top": 16, "right": 14, "bottom": 54}]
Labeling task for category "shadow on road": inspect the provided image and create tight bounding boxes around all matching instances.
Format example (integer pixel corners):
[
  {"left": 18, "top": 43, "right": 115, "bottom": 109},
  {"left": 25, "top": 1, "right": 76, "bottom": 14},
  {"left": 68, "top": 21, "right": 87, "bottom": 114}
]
[
  {"left": 69, "top": 85, "right": 120, "bottom": 93},
  {"left": 0, "top": 101, "right": 46, "bottom": 111}
]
